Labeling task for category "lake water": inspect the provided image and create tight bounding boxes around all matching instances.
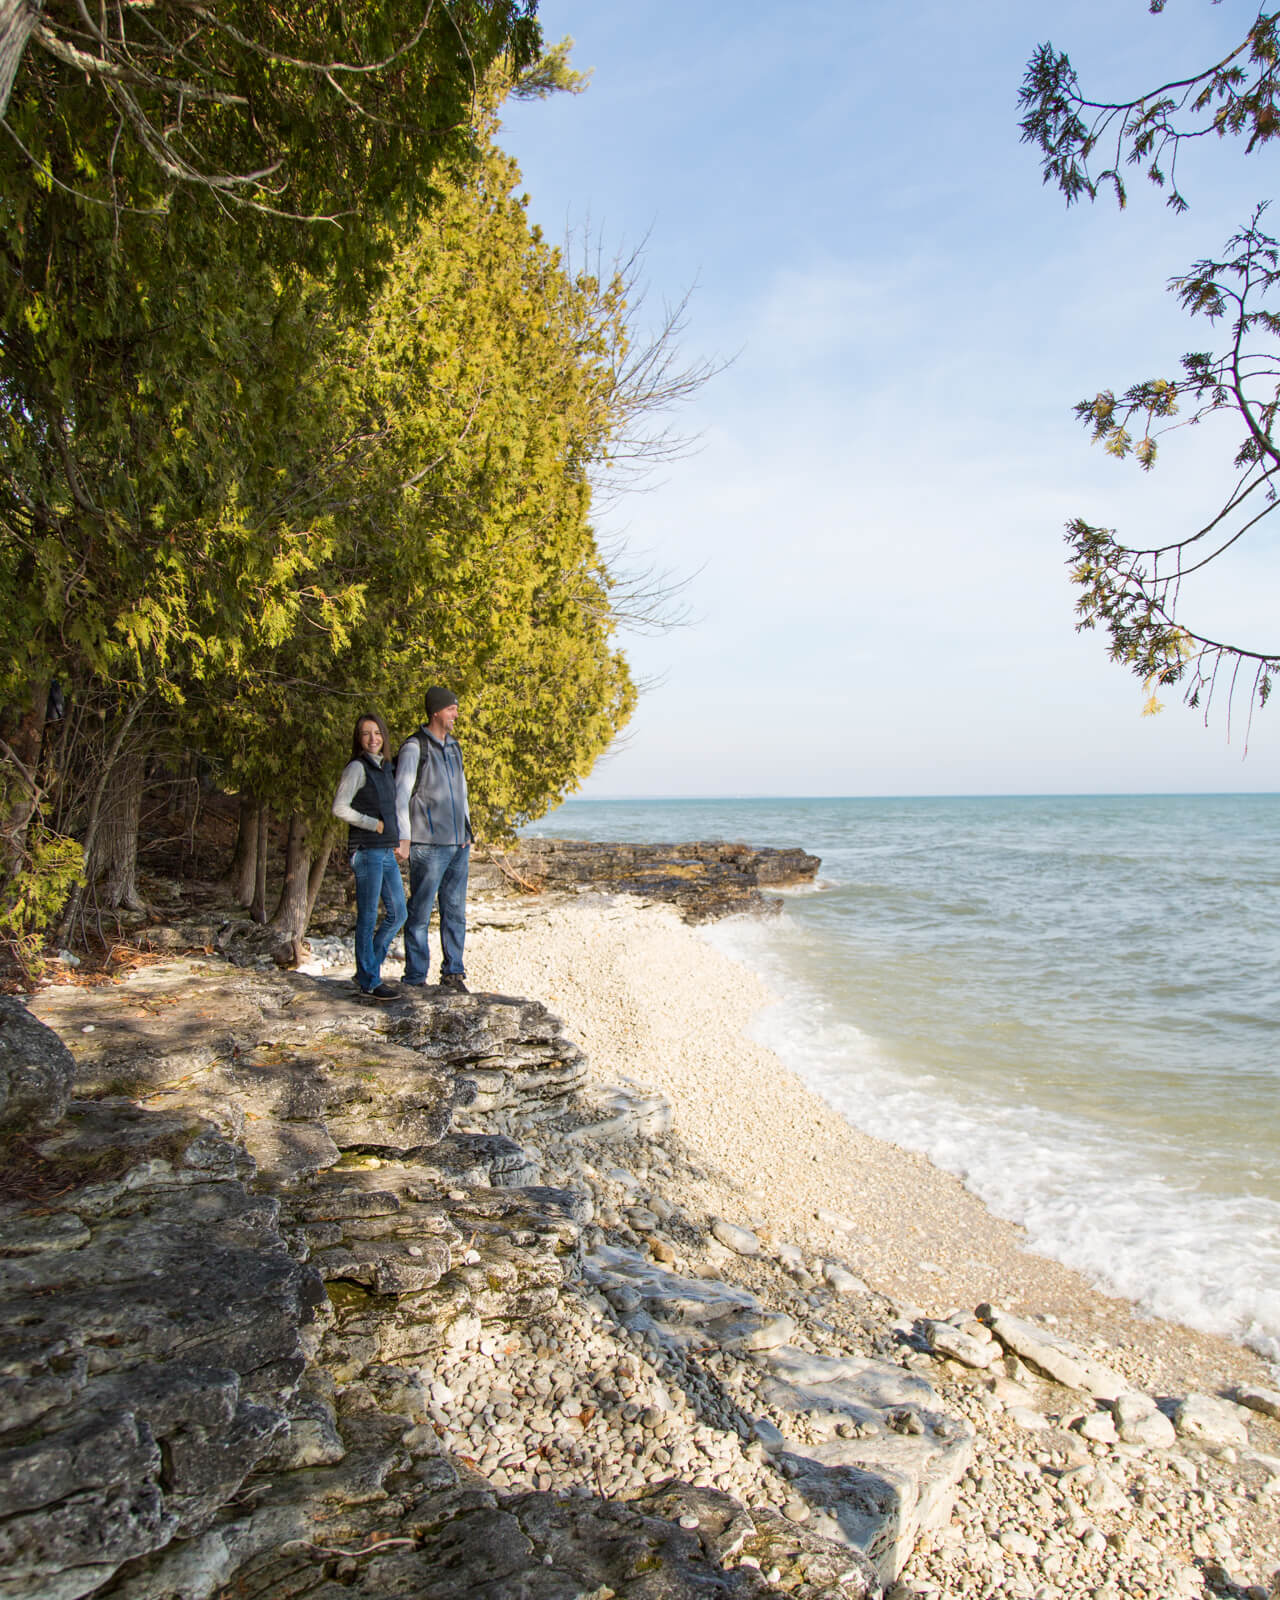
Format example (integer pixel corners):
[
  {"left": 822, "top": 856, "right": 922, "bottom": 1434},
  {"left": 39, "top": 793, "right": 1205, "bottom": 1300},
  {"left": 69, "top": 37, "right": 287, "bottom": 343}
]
[{"left": 526, "top": 795, "right": 1280, "bottom": 1363}]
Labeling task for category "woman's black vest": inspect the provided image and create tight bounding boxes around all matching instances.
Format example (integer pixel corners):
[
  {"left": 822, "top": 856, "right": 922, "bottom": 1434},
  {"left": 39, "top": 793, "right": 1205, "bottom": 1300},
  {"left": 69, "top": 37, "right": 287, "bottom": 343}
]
[{"left": 348, "top": 754, "right": 399, "bottom": 853}]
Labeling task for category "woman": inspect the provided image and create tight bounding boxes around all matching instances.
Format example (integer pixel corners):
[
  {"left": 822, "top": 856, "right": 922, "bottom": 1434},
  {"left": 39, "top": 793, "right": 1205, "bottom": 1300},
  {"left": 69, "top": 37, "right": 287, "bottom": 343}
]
[{"left": 331, "top": 712, "right": 406, "bottom": 999}]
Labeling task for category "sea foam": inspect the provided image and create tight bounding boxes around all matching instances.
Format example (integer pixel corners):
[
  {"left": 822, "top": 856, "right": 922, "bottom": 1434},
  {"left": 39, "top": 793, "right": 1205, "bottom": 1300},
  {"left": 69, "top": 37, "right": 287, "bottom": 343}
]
[{"left": 706, "top": 911, "right": 1280, "bottom": 1365}]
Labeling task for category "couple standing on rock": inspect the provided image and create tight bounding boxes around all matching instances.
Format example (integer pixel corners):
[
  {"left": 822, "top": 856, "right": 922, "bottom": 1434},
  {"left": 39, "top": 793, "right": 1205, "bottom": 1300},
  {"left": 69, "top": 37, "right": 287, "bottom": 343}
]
[{"left": 330, "top": 687, "right": 472, "bottom": 1000}]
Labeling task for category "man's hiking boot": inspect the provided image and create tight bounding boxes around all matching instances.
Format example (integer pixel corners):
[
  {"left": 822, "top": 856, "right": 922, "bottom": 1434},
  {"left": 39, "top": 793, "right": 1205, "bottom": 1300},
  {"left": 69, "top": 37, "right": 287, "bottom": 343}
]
[
  {"left": 361, "top": 983, "right": 400, "bottom": 1001},
  {"left": 439, "top": 973, "right": 469, "bottom": 994}
]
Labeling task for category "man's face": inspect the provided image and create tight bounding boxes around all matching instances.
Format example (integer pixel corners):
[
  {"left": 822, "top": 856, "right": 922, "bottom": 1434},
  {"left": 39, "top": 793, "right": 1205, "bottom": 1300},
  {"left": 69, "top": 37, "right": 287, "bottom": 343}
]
[{"left": 435, "top": 702, "right": 459, "bottom": 733}]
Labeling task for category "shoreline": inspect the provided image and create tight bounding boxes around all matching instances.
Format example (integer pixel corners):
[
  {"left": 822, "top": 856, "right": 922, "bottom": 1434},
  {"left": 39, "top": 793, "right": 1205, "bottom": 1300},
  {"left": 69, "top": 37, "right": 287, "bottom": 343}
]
[
  {"left": 13, "top": 870, "right": 1280, "bottom": 1597},
  {"left": 466, "top": 889, "right": 1278, "bottom": 1408}
]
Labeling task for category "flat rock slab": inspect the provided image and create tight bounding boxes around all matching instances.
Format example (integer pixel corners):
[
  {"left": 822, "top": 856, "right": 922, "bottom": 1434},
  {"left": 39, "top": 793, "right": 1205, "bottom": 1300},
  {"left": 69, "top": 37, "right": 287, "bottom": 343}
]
[
  {"left": 0, "top": 1097, "right": 323, "bottom": 1599},
  {"left": 584, "top": 1243, "right": 760, "bottom": 1326},
  {"left": 104, "top": 1474, "right": 882, "bottom": 1600},
  {"left": 28, "top": 1097, "right": 254, "bottom": 1201},
  {"left": 705, "top": 1309, "right": 798, "bottom": 1355},
  {"left": 30, "top": 964, "right": 501, "bottom": 1183},
  {"left": 28, "top": 963, "right": 590, "bottom": 1184},
  {"left": 28, "top": 962, "right": 265, "bottom": 1097},
  {"left": 764, "top": 1349, "right": 938, "bottom": 1411},
  {"left": 407, "top": 1130, "right": 542, "bottom": 1188},
  {"left": 756, "top": 1347, "right": 973, "bottom": 1583},
  {"left": 978, "top": 1303, "right": 1128, "bottom": 1402},
  {"left": 1173, "top": 1393, "right": 1251, "bottom": 1447},
  {"left": 564, "top": 1081, "right": 673, "bottom": 1144}
]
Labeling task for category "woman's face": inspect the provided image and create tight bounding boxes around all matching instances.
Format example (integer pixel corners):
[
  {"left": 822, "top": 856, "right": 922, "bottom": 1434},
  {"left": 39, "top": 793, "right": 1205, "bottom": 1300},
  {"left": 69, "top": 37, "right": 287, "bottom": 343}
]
[{"left": 358, "top": 719, "right": 383, "bottom": 757}]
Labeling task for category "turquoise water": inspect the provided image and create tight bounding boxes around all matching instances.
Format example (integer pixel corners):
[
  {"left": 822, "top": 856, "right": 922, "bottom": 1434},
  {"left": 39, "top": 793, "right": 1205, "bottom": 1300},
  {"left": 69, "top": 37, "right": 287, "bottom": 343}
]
[{"left": 527, "top": 796, "right": 1280, "bottom": 1361}]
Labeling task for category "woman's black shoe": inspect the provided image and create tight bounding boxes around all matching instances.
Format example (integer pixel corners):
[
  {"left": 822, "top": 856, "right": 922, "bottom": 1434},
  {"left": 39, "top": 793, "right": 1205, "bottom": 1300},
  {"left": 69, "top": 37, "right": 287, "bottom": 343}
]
[{"left": 361, "top": 983, "right": 400, "bottom": 1000}]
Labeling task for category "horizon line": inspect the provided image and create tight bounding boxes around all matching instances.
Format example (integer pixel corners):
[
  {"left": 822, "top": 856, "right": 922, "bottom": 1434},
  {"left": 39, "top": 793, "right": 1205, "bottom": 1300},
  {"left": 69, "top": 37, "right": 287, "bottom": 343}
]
[{"left": 552, "top": 790, "right": 1280, "bottom": 801}]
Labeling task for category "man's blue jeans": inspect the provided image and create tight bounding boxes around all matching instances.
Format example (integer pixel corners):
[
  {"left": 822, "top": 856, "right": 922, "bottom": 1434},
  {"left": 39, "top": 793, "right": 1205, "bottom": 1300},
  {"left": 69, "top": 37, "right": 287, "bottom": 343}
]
[
  {"left": 404, "top": 842, "right": 469, "bottom": 983},
  {"left": 350, "top": 847, "right": 407, "bottom": 992}
]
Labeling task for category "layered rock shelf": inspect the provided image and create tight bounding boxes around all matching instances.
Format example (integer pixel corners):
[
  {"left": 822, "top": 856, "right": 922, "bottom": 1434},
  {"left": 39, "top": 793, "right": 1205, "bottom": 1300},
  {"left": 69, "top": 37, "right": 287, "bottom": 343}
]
[
  {"left": 478, "top": 838, "right": 821, "bottom": 921},
  {"left": 3, "top": 872, "right": 1280, "bottom": 1600},
  {"left": 8, "top": 963, "right": 894, "bottom": 1600}
]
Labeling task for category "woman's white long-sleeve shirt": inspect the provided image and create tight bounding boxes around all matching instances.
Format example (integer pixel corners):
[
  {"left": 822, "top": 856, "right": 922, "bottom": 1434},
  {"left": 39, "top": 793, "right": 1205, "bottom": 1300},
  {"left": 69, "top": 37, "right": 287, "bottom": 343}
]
[{"left": 331, "top": 759, "right": 384, "bottom": 834}]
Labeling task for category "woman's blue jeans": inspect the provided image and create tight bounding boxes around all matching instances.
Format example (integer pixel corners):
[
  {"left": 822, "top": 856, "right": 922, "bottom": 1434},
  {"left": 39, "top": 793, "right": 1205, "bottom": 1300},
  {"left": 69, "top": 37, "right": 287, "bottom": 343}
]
[
  {"left": 350, "top": 847, "right": 407, "bottom": 992},
  {"left": 404, "top": 842, "right": 469, "bottom": 983}
]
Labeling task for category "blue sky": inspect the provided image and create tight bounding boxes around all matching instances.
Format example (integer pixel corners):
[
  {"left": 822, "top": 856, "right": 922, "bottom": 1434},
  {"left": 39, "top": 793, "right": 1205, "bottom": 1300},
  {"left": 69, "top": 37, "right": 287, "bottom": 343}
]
[{"left": 499, "top": 1, "right": 1280, "bottom": 796}]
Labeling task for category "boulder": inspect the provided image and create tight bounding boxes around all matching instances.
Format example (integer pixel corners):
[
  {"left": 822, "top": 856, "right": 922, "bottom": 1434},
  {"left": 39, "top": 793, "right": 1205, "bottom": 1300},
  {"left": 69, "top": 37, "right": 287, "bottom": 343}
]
[
  {"left": 712, "top": 1217, "right": 761, "bottom": 1256},
  {"left": 1172, "top": 1393, "right": 1250, "bottom": 1447},
  {"left": 920, "top": 1318, "right": 999, "bottom": 1370},
  {"left": 1076, "top": 1410, "right": 1119, "bottom": 1444},
  {"left": 1112, "top": 1391, "right": 1177, "bottom": 1449},
  {"left": 0, "top": 995, "right": 76, "bottom": 1138}
]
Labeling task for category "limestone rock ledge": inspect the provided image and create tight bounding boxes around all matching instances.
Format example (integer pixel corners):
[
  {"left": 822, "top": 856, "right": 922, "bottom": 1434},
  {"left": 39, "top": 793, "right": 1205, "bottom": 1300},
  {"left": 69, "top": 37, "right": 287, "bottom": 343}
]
[
  {"left": 0, "top": 1102, "right": 324, "bottom": 1600},
  {"left": 479, "top": 839, "right": 822, "bottom": 922},
  {"left": 2, "top": 959, "right": 993, "bottom": 1600}
]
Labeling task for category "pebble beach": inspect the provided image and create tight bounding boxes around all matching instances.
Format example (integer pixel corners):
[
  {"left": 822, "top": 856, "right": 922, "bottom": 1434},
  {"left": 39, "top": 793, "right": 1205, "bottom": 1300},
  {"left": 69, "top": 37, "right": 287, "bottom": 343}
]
[
  {"left": 465, "top": 889, "right": 1280, "bottom": 1598},
  {"left": 12, "top": 868, "right": 1280, "bottom": 1599}
]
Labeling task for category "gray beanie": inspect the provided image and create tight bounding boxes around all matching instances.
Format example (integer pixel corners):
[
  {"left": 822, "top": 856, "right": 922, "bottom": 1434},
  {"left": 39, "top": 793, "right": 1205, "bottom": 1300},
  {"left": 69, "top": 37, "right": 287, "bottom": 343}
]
[{"left": 425, "top": 687, "right": 458, "bottom": 717}]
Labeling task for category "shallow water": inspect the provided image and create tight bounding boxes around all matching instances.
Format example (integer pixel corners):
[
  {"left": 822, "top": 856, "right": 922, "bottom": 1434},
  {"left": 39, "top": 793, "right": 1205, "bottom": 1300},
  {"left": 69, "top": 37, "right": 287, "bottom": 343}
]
[{"left": 527, "top": 795, "right": 1280, "bottom": 1360}]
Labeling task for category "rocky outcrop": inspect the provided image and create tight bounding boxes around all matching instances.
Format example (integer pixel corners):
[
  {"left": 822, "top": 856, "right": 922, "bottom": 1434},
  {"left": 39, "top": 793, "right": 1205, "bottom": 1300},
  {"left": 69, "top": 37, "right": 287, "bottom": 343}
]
[
  {"left": 11, "top": 953, "right": 1280, "bottom": 1600},
  {"left": 480, "top": 839, "right": 821, "bottom": 921},
  {"left": 10, "top": 964, "right": 886, "bottom": 1599},
  {"left": 388, "top": 990, "right": 588, "bottom": 1112},
  {"left": 29, "top": 965, "right": 583, "bottom": 1182},
  {"left": 976, "top": 1303, "right": 1128, "bottom": 1403},
  {"left": 0, "top": 1101, "right": 322, "bottom": 1600}
]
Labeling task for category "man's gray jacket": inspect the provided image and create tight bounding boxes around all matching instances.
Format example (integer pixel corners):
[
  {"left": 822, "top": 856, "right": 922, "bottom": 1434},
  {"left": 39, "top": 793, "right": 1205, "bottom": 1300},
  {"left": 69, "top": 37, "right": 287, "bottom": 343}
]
[{"left": 394, "top": 728, "right": 472, "bottom": 846}]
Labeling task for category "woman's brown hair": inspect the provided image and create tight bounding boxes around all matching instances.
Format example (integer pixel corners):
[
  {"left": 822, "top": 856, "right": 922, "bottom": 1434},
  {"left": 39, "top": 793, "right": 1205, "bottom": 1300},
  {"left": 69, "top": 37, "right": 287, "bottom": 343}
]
[{"left": 350, "top": 711, "right": 392, "bottom": 764}]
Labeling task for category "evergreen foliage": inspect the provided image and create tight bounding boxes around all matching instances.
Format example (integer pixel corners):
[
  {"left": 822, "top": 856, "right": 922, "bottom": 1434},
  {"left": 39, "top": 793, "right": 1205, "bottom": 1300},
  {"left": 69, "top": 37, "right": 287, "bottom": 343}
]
[
  {"left": 0, "top": 13, "right": 696, "bottom": 960},
  {"left": 191, "top": 135, "right": 640, "bottom": 846},
  {"left": 2, "top": 2, "right": 540, "bottom": 265}
]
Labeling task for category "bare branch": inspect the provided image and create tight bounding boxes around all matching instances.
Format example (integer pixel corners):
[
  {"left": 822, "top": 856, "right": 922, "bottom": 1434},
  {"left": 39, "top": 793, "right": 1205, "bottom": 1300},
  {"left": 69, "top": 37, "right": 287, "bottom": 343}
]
[{"left": 32, "top": 21, "right": 249, "bottom": 105}]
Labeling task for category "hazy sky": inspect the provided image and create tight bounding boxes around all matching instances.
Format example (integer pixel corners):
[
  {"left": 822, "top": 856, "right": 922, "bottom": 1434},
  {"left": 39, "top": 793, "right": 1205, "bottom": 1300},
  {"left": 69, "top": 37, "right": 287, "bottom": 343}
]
[{"left": 499, "top": 1, "right": 1280, "bottom": 796}]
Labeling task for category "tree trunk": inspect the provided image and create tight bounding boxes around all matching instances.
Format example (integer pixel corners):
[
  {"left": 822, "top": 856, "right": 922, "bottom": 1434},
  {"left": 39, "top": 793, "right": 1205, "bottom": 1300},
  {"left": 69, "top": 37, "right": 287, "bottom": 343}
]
[
  {"left": 92, "top": 747, "right": 146, "bottom": 911},
  {"left": 0, "top": 675, "right": 49, "bottom": 878},
  {"left": 178, "top": 757, "right": 204, "bottom": 869},
  {"left": 269, "top": 811, "right": 315, "bottom": 964},
  {"left": 227, "top": 793, "right": 260, "bottom": 907},
  {"left": 250, "top": 804, "right": 269, "bottom": 924},
  {"left": 58, "top": 697, "right": 147, "bottom": 945},
  {"left": 304, "top": 838, "right": 333, "bottom": 930},
  {"left": 0, "top": 0, "right": 42, "bottom": 121}
]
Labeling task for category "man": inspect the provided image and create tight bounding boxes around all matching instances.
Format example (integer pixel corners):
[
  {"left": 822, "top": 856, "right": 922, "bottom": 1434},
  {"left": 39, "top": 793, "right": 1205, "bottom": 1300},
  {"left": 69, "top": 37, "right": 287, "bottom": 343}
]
[{"left": 394, "top": 687, "right": 472, "bottom": 992}]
